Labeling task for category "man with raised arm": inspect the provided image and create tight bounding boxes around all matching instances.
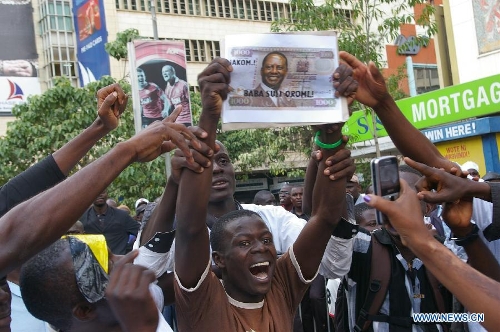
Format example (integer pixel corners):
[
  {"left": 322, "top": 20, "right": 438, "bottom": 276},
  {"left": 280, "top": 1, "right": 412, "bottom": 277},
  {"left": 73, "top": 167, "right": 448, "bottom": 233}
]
[
  {"left": 1, "top": 83, "right": 128, "bottom": 332},
  {"left": 0, "top": 97, "right": 204, "bottom": 331},
  {"left": 173, "top": 58, "right": 353, "bottom": 331},
  {"left": 365, "top": 157, "right": 500, "bottom": 331},
  {"left": 339, "top": 51, "right": 500, "bottom": 332}
]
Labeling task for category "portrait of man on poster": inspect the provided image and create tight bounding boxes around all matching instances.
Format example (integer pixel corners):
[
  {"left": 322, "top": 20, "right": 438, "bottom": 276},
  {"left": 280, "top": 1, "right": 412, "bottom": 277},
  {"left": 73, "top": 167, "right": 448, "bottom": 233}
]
[{"left": 250, "top": 51, "right": 296, "bottom": 108}]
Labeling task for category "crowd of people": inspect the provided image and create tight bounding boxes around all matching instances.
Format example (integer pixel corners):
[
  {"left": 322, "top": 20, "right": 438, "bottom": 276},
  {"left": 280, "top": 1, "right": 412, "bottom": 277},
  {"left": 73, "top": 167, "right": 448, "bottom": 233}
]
[{"left": 0, "top": 51, "right": 499, "bottom": 332}]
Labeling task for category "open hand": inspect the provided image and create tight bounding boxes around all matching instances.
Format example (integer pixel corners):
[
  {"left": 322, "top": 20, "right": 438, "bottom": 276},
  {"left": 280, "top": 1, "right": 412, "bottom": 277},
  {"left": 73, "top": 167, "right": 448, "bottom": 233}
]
[
  {"left": 406, "top": 157, "right": 471, "bottom": 204},
  {"left": 128, "top": 117, "right": 201, "bottom": 164},
  {"left": 339, "top": 51, "right": 390, "bottom": 109},
  {"left": 3, "top": 60, "right": 33, "bottom": 77}
]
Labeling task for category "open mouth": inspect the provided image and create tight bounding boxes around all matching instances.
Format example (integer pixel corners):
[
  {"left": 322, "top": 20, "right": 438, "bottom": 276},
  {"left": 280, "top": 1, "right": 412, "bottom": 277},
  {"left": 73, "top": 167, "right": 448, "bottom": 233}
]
[
  {"left": 212, "top": 179, "right": 228, "bottom": 189},
  {"left": 249, "top": 262, "right": 270, "bottom": 280}
]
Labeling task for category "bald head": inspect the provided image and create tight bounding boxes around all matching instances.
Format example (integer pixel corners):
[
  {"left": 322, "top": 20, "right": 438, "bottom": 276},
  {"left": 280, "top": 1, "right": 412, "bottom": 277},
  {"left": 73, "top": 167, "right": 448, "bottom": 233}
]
[{"left": 253, "top": 190, "right": 276, "bottom": 206}]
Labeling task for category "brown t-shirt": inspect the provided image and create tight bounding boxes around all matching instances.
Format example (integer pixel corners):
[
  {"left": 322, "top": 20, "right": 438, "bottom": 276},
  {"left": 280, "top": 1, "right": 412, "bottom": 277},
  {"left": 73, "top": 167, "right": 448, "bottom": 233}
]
[{"left": 174, "top": 248, "right": 311, "bottom": 331}]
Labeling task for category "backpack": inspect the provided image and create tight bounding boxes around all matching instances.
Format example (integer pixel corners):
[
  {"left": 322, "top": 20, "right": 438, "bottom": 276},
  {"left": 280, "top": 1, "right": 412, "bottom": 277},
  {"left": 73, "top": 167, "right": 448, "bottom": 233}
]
[{"left": 334, "top": 232, "right": 449, "bottom": 332}]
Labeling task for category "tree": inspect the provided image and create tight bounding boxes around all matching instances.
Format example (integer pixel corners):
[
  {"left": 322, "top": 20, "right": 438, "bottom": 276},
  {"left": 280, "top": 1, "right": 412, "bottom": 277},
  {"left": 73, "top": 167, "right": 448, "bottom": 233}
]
[
  {"left": 272, "top": 0, "right": 434, "bottom": 157},
  {"left": 105, "top": 28, "right": 140, "bottom": 78},
  {"left": 190, "top": 92, "right": 313, "bottom": 178}
]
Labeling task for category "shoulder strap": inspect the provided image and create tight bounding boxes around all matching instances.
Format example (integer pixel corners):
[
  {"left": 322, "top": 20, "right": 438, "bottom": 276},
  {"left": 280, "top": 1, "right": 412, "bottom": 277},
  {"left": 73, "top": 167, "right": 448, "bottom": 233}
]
[
  {"left": 425, "top": 268, "right": 449, "bottom": 332},
  {"left": 354, "top": 232, "right": 391, "bottom": 332}
]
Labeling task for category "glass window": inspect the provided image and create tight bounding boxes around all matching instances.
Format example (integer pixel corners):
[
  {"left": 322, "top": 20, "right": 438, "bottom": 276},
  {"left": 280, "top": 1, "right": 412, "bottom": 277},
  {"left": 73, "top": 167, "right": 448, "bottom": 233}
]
[{"left": 413, "top": 66, "right": 439, "bottom": 95}]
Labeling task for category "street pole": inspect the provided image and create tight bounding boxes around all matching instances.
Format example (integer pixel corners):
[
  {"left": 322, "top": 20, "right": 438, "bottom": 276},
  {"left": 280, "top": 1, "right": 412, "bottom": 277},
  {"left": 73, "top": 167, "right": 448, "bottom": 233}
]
[
  {"left": 150, "top": 0, "right": 171, "bottom": 178},
  {"left": 150, "top": 0, "right": 159, "bottom": 40}
]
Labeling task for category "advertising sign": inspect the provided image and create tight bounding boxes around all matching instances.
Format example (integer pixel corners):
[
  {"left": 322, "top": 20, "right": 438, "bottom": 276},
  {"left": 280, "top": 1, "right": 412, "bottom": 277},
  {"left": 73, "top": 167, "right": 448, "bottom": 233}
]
[
  {"left": 0, "top": 77, "right": 41, "bottom": 114},
  {"left": 222, "top": 33, "right": 348, "bottom": 130},
  {"left": 343, "top": 74, "right": 500, "bottom": 143},
  {"left": 0, "top": 0, "right": 40, "bottom": 115},
  {"left": 73, "top": 0, "right": 110, "bottom": 86},
  {"left": 435, "top": 137, "right": 486, "bottom": 173},
  {"left": 128, "top": 40, "right": 192, "bottom": 133}
]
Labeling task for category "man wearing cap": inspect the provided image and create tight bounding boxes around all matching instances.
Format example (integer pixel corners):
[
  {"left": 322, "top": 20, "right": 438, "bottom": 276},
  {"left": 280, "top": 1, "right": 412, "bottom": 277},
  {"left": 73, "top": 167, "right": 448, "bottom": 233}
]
[
  {"left": 346, "top": 174, "right": 363, "bottom": 205},
  {"left": 135, "top": 198, "right": 149, "bottom": 222},
  {"left": 462, "top": 161, "right": 481, "bottom": 178},
  {"left": 80, "top": 189, "right": 139, "bottom": 255}
]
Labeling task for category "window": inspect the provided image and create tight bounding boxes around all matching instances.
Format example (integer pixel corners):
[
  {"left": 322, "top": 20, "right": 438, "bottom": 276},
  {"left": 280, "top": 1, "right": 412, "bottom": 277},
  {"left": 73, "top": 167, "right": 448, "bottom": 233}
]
[
  {"left": 413, "top": 65, "right": 439, "bottom": 94},
  {"left": 164, "top": 0, "right": 171, "bottom": 13},
  {"left": 115, "top": 0, "right": 291, "bottom": 21}
]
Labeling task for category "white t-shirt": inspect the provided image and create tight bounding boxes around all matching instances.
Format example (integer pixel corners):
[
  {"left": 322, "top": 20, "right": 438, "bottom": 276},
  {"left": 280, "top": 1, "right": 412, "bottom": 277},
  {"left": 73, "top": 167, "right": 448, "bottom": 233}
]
[{"left": 135, "top": 204, "right": 353, "bottom": 280}]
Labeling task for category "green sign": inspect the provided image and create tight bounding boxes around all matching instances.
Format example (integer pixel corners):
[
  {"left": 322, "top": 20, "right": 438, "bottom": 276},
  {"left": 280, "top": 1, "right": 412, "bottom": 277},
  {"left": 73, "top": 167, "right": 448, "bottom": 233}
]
[{"left": 343, "top": 74, "right": 500, "bottom": 143}]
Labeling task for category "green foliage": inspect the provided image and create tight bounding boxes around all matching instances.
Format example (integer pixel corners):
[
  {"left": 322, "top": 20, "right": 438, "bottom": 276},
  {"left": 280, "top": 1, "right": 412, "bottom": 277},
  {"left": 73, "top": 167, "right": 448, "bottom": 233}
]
[
  {"left": 384, "top": 64, "right": 409, "bottom": 101},
  {"left": 0, "top": 76, "right": 167, "bottom": 209},
  {"left": 190, "top": 91, "right": 311, "bottom": 177},
  {"left": 272, "top": 0, "right": 436, "bottom": 66},
  {"left": 105, "top": 28, "right": 140, "bottom": 62}
]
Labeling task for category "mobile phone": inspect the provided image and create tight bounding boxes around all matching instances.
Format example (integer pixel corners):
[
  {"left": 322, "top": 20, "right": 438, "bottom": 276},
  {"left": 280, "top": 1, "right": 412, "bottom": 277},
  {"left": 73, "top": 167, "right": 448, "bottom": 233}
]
[{"left": 370, "top": 156, "right": 400, "bottom": 225}]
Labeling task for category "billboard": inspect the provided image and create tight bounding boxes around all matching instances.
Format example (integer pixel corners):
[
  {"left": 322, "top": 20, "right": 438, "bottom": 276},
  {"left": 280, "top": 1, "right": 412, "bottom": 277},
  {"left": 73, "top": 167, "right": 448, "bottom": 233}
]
[
  {"left": 73, "top": 0, "right": 110, "bottom": 86},
  {"left": 343, "top": 74, "right": 500, "bottom": 143},
  {"left": 0, "top": 78, "right": 41, "bottom": 114},
  {"left": 0, "top": 0, "right": 41, "bottom": 114},
  {"left": 128, "top": 40, "right": 192, "bottom": 133}
]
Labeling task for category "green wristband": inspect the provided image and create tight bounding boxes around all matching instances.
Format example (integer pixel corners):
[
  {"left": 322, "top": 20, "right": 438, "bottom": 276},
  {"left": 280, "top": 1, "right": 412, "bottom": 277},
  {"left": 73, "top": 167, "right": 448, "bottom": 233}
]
[{"left": 314, "top": 131, "right": 342, "bottom": 149}]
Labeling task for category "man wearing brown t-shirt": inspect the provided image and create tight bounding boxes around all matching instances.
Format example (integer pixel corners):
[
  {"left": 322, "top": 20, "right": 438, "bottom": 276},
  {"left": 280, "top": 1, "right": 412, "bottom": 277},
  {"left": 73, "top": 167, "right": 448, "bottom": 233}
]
[{"left": 173, "top": 58, "right": 353, "bottom": 331}]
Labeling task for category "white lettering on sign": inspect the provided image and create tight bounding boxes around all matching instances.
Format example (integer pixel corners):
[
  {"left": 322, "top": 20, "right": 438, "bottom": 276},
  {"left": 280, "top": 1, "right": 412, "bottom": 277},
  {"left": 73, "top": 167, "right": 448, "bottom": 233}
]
[
  {"left": 423, "top": 122, "right": 477, "bottom": 142},
  {"left": 411, "top": 82, "right": 500, "bottom": 123}
]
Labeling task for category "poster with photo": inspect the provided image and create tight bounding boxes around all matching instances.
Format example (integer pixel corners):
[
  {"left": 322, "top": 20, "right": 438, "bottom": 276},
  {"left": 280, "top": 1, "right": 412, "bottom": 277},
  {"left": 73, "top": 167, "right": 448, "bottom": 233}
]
[
  {"left": 222, "top": 33, "right": 348, "bottom": 130},
  {"left": 129, "top": 40, "right": 192, "bottom": 133}
]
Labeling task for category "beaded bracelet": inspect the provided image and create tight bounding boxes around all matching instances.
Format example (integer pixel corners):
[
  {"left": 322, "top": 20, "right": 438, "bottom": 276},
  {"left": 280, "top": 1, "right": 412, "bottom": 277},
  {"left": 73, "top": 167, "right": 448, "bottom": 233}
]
[{"left": 314, "top": 131, "right": 342, "bottom": 149}]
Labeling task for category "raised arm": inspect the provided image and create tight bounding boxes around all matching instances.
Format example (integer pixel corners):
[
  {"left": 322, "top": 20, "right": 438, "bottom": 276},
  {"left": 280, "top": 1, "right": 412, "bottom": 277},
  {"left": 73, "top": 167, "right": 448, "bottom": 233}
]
[
  {"left": 405, "top": 157, "right": 500, "bottom": 281},
  {"left": 365, "top": 180, "right": 500, "bottom": 331},
  {"left": 174, "top": 58, "right": 232, "bottom": 288},
  {"left": 0, "top": 111, "right": 201, "bottom": 278},
  {"left": 293, "top": 125, "right": 353, "bottom": 280},
  {"left": 139, "top": 125, "right": 214, "bottom": 245},
  {"left": 0, "top": 84, "right": 128, "bottom": 218},
  {"left": 53, "top": 83, "right": 128, "bottom": 175},
  {"left": 338, "top": 51, "right": 454, "bottom": 171}
]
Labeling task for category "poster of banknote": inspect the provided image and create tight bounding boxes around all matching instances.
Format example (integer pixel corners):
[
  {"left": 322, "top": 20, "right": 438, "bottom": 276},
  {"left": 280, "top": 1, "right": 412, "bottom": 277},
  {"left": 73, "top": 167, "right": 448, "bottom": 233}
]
[{"left": 222, "top": 33, "right": 348, "bottom": 130}]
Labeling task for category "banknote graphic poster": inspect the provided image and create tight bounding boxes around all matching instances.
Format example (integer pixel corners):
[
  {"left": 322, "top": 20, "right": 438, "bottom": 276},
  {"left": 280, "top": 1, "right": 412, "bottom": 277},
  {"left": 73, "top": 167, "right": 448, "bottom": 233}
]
[{"left": 222, "top": 33, "right": 348, "bottom": 130}]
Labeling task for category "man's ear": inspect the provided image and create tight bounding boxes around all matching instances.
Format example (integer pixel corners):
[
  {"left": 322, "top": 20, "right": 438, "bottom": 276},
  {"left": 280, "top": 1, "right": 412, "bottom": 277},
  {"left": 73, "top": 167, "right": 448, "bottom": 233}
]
[
  {"left": 72, "top": 302, "right": 96, "bottom": 322},
  {"left": 212, "top": 251, "right": 226, "bottom": 269}
]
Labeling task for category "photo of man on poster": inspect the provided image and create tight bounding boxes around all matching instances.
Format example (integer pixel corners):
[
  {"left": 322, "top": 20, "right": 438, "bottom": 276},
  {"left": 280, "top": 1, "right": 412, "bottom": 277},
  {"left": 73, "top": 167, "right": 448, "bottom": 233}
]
[
  {"left": 162, "top": 64, "right": 192, "bottom": 127},
  {"left": 137, "top": 67, "right": 171, "bottom": 127},
  {"left": 250, "top": 51, "right": 295, "bottom": 108}
]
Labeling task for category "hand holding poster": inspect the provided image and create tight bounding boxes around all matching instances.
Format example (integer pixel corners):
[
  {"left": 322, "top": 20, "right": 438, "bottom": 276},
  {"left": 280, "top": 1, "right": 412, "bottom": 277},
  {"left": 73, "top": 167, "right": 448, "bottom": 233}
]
[{"left": 222, "top": 33, "right": 348, "bottom": 130}]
